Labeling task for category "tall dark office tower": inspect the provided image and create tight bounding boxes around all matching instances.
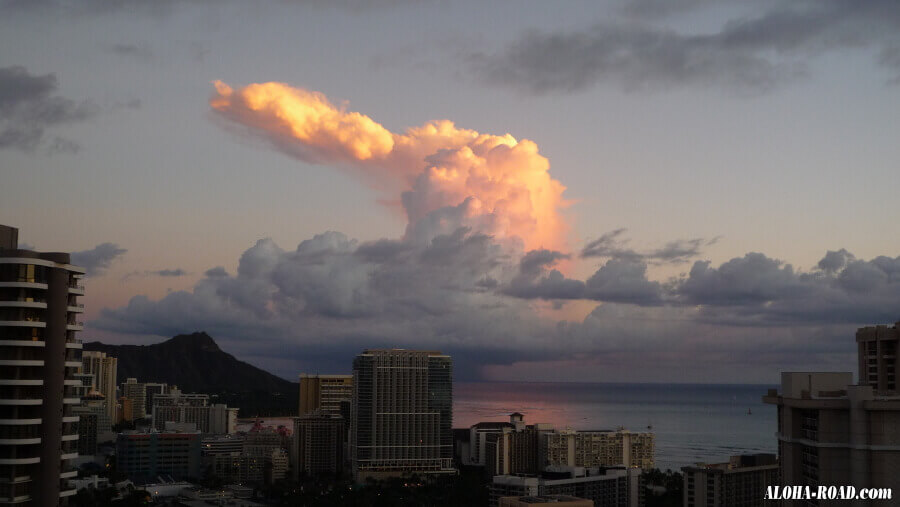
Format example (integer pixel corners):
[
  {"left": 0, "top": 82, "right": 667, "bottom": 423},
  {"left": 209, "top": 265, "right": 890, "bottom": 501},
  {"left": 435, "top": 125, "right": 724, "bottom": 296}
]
[
  {"left": 0, "top": 225, "right": 84, "bottom": 506},
  {"left": 351, "top": 349, "right": 454, "bottom": 482}
]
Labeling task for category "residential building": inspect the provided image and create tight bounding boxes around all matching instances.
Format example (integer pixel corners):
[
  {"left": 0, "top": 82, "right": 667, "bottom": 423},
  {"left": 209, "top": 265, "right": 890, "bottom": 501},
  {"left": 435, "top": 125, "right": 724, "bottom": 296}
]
[
  {"left": 299, "top": 374, "right": 353, "bottom": 416},
  {"left": 682, "top": 454, "right": 778, "bottom": 507},
  {"left": 117, "top": 396, "right": 134, "bottom": 424},
  {"left": 763, "top": 371, "right": 900, "bottom": 505},
  {"left": 243, "top": 428, "right": 290, "bottom": 458},
  {"left": 115, "top": 430, "right": 201, "bottom": 480},
  {"left": 485, "top": 413, "right": 554, "bottom": 477},
  {"left": 491, "top": 466, "right": 642, "bottom": 507},
  {"left": 151, "top": 389, "right": 236, "bottom": 434},
  {"left": 211, "top": 453, "right": 265, "bottom": 484},
  {"left": 74, "top": 412, "right": 99, "bottom": 457},
  {"left": 462, "top": 420, "right": 514, "bottom": 466},
  {"left": 857, "top": 322, "right": 899, "bottom": 391},
  {"left": 269, "top": 448, "right": 289, "bottom": 483},
  {"left": 499, "top": 495, "right": 593, "bottom": 507},
  {"left": 143, "top": 382, "right": 168, "bottom": 416},
  {"left": 80, "top": 350, "right": 117, "bottom": 421},
  {"left": 71, "top": 392, "right": 113, "bottom": 455},
  {"left": 294, "top": 412, "right": 345, "bottom": 478},
  {"left": 0, "top": 224, "right": 84, "bottom": 505},
  {"left": 351, "top": 349, "right": 454, "bottom": 481},
  {"left": 121, "top": 378, "right": 147, "bottom": 420},
  {"left": 544, "top": 429, "right": 655, "bottom": 469},
  {"left": 200, "top": 434, "right": 245, "bottom": 477}
]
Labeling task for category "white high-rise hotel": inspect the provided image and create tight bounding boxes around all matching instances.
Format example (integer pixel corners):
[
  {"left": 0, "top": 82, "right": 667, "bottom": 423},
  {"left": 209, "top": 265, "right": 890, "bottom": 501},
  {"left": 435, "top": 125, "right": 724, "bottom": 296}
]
[
  {"left": 0, "top": 225, "right": 84, "bottom": 506},
  {"left": 351, "top": 349, "right": 454, "bottom": 481}
]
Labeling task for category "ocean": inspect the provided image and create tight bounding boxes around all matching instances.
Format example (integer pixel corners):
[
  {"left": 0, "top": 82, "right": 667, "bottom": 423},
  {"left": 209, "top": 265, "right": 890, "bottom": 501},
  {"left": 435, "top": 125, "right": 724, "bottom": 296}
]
[{"left": 454, "top": 381, "right": 778, "bottom": 472}]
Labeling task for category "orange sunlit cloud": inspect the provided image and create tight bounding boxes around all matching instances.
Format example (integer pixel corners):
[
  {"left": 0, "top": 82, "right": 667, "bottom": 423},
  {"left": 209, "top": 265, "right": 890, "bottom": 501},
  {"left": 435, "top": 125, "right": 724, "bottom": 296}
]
[{"left": 211, "top": 80, "right": 568, "bottom": 251}]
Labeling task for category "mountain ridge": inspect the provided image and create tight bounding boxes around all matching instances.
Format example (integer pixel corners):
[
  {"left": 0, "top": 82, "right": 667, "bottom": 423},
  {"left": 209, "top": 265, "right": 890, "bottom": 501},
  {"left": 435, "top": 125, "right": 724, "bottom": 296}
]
[{"left": 83, "top": 331, "right": 297, "bottom": 416}]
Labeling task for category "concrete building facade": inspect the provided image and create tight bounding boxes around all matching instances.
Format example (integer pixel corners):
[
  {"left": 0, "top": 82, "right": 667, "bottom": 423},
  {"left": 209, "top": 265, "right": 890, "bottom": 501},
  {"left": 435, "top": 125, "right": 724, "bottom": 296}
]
[
  {"left": 485, "top": 414, "right": 554, "bottom": 477},
  {"left": 682, "top": 454, "right": 778, "bottom": 507},
  {"left": 490, "top": 466, "right": 642, "bottom": 507},
  {"left": 857, "top": 323, "right": 899, "bottom": 392},
  {"left": 299, "top": 374, "right": 353, "bottom": 417},
  {"left": 121, "top": 378, "right": 147, "bottom": 420},
  {"left": 151, "top": 389, "right": 237, "bottom": 434},
  {"left": 763, "top": 371, "right": 900, "bottom": 505},
  {"left": 294, "top": 412, "right": 345, "bottom": 478},
  {"left": 116, "top": 430, "right": 201, "bottom": 480},
  {"left": 499, "top": 495, "right": 593, "bottom": 507},
  {"left": 544, "top": 429, "right": 655, "bottom": 470},
  {"left": 80, "top": 350, "right": 117, "bottom": 422},
  {"left": 351, "top": 349, "right": 454, "bottom": 481},
  {"left": 0, "top": 225, "right": 84, "bottom": 506}
]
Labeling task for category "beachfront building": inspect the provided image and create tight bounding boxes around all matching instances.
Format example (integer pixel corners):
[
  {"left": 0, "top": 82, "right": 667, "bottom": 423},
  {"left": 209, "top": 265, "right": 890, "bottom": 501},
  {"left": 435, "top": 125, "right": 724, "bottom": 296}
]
[
  {"left": 763, "top": 371, "right": 900, "bottom": 505},
  {"left": 682, "top": 453, "right": 778, "bottom": 507}
]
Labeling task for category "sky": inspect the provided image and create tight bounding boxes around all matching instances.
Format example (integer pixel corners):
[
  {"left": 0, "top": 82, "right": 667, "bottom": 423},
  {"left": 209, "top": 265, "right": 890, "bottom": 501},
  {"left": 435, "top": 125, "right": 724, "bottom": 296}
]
[{"left": 2, "top": 0, "right": 899, "bottom": 383}]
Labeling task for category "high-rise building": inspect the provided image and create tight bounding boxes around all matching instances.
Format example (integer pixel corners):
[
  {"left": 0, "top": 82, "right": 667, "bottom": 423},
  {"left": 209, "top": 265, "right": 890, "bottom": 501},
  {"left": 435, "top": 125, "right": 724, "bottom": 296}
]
[
  {"left": 682, "top": 454, "right": 778, "bottom": 507},
  {"left": 299, "top": 374, "right": 353, "bottom": 416},
  {"left": 351, "top": 349, "right": 454, "bottom": 481},
  {"left": 121, "top": 378, "right": 147, "bottom": 420},
  {"left": 116, "top": 396, "right": 133, "bottom": 424},
  {"left": 80, "top": 350, "right": 117, "bottom": 422},
  {"left": 544, "top": 429, "right": 655, "bottom": 470},
  {"left": 0, "top": 224, "right": 84, "bottom": 505},
  {"left": 72, "top": 392, "right": 113, "bottom": 455},
  {"left": 763, "top": 371, "right": 900, "bottom": 505},
  {"left": 460, "top": 420, "right": 514, "bottom": 466},
  {"left": 116, "top": 430, "right": 202, "bottom": 480},
  {"left": 490, "top": 466, "right": 642, "bottom": 507},
  {"left": 485, "top": 414, "right": 554, "bottom": 477},
  {"left": 143, "top": 382, "right": 168, "bottom": 416},
  {"left": 294, "top": 412, "right": 345, "bottom": 478},
  {"left": 856, "top": 322, "right": 899, "bottom": 391}
]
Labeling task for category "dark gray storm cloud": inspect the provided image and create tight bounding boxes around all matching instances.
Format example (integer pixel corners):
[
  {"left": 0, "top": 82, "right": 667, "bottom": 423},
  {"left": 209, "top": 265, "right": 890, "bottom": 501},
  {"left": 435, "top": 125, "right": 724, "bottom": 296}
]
[
  {"left": 122, "top": 268, "right": 189, "bottom": 280},
  {"left": 90, "top": 224, "right": 899, "bottom": 379},
  {"left": 155, "top": 268, "right": 187, "bottom": 277},
  {"left": 515, "top": 246, "right": 900, "bottom": 326},
  {"left": 470, "top": 0, "right": 900, "bottom": 94},
  {"left": 0, "top": 65, "right": 98, "bottom": 152},
  {"left": 581, "top": 228, "right": 714, "bottom": 265},
  {"left": 71, "top": 243, "right": 127, "bottom": 276}
]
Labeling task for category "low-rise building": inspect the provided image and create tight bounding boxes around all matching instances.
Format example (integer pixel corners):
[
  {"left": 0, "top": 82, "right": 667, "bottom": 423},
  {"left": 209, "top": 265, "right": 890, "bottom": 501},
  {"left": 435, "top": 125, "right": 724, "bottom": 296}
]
[
  {"left": 544, "top": 429, "right": 654, "bottom": 470},
  {"left": 499, "top": 495, "right": 594, "bottom": 507},
  {"left": 115, "top": 430, "right": 201, "bottom": 480},
  {"left": 491, "top": 466, "right": 641, "bottom": 507}
]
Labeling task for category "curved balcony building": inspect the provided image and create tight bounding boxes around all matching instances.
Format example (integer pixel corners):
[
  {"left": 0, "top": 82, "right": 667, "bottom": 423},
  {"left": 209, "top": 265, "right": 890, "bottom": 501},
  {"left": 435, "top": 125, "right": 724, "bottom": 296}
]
[{"left": 0, "top": 225, "right": 84, "bottom": 506}]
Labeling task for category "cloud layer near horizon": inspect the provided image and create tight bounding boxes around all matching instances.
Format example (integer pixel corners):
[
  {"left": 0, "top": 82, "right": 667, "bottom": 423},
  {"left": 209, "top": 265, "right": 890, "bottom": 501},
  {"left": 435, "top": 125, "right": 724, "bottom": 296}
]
[{"left": 92, "top": 224, "right": 899, "bottom": 380}]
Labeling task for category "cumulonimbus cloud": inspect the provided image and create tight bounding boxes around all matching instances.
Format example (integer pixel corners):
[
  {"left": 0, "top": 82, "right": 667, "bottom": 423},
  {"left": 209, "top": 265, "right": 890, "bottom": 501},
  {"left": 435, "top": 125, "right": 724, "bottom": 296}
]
[{"left": 210, "top": 81, "right": 568, "bottom": 251}]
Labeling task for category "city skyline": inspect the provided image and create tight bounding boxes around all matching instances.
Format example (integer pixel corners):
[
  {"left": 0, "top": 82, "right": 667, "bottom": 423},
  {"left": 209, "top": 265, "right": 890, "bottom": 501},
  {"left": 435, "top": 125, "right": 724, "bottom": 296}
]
[{"left": 2, "top": 0, "right": 900, "bottom": 383}]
